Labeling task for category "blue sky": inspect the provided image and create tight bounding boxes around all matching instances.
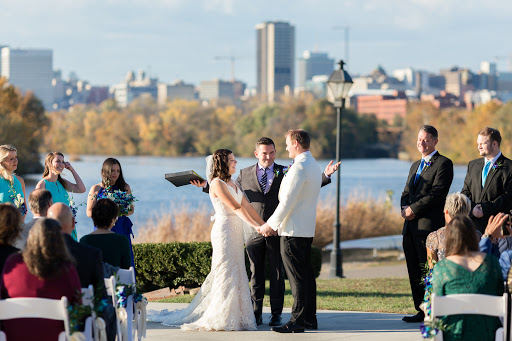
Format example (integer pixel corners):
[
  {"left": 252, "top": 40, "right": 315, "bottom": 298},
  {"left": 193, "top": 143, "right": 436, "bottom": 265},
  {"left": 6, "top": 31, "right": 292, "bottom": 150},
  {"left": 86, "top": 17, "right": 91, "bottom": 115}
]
[{"left": 1, "top": 0, "right": 510, "bottom": 87}]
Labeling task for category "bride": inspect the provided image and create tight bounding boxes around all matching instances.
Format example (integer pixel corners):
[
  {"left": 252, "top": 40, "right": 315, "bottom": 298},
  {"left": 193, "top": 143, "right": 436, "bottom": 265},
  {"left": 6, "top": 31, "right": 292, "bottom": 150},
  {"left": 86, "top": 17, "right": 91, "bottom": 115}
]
[{"left": 148, "top": 149, "right": 265, "bottom": 331}]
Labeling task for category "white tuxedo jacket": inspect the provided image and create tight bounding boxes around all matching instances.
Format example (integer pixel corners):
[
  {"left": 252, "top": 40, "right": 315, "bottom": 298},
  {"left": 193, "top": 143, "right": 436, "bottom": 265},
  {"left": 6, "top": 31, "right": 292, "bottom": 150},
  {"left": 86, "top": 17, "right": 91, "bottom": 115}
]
[{"left": 267, "top": 151, "right": 322, "bottom": 237}]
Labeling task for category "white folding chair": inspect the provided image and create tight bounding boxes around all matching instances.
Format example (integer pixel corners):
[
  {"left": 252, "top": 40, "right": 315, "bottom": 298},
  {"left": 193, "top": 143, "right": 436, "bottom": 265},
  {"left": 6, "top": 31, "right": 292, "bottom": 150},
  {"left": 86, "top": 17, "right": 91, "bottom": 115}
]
[
  {"left": 116, "top": 267, "right": 136, "bottom": 341},
  {"left": 431, "top": 293, "right": 508, "bottom": 341},
  {"left": 81, "top": 285, "right": 98, "bottom": 341},
  {"left": 105, "top": 276, "right": 122, "bottom": 341},
  {"left": 0, "top": 297, "right": 71, "bottom": 341}
]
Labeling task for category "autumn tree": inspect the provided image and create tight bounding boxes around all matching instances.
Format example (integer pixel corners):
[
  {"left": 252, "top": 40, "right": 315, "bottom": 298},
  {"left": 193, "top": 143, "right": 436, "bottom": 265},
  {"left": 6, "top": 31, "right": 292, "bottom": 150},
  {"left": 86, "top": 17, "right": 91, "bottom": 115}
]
[{"left": 0, "top": 78, "right": 48, "bottom": 173}]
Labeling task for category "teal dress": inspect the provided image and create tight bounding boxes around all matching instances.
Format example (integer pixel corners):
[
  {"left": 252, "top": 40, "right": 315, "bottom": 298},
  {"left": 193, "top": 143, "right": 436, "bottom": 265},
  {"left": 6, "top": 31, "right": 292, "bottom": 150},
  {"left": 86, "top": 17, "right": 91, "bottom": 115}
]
[
  {"left": 433, "top": 255, "right": 504, "bottom": 341},
  {"left": 0, "top": 176, "right": 24, "bottom": 204},
  {"left": 44, "top": 179, "right": 78, "bottom": 241}
]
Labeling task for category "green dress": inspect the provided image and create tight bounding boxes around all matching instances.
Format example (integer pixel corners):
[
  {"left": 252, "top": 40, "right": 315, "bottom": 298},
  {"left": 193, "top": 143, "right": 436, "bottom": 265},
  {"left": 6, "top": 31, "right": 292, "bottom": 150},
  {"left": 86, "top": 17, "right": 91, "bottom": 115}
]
[
  {"left": 44, "top": 179, "right": 77, "bottom": 241},
  {"left": 432, "top": 255, "right": 504, "bottom": 341}
]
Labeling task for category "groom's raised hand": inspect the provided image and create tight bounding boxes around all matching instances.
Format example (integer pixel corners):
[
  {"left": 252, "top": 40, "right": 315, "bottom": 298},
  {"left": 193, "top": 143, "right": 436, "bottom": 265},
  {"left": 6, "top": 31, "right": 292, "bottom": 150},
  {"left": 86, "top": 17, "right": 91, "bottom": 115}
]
[{"left": 259, "top": 223, "right": 277, "bottom": 237}]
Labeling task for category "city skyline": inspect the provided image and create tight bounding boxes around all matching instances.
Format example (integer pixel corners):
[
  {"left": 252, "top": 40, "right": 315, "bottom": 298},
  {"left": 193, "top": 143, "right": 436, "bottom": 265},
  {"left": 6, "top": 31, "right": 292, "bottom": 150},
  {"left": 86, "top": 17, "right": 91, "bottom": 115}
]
[{"left": 1, "top": 0, "right": 511, "bottom": 87}]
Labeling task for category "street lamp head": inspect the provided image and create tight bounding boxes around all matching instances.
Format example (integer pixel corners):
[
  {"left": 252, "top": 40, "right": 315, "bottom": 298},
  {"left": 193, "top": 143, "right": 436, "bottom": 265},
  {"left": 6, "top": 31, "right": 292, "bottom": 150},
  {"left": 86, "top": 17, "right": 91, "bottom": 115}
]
[{"left": 327, "top": 59, "right": 353, "bottom": 106}]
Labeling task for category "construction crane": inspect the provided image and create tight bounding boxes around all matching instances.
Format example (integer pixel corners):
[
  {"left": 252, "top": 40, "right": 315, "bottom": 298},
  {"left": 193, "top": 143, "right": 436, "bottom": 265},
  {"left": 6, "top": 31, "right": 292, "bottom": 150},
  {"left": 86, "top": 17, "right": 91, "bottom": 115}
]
[
  {"left": 494, "top": 55, "right": 512, "bottom": 72},
  {"left": 214, "top": 55, "right": 240, "bottom": 82}
]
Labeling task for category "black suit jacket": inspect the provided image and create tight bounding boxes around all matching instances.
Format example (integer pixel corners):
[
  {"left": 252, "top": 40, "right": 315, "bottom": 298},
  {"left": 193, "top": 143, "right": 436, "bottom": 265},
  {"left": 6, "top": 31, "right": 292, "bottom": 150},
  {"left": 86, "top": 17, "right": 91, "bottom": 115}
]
[
  {"left": 401, "top": 151, "right": 454, "bottom": 235},
  {"left": 64, "top": 234, "right": 106, "bottom": 297},
  {"left": 461, "top": 154, "right": 512, "bottom": 232}
]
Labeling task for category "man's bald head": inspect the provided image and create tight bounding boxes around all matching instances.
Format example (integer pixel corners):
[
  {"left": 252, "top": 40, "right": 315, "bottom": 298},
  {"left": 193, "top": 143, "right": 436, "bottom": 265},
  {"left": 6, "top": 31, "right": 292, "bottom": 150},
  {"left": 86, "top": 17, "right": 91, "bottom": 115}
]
[{"left": 47, "top": 203, "right": 74, "bottom": 235}]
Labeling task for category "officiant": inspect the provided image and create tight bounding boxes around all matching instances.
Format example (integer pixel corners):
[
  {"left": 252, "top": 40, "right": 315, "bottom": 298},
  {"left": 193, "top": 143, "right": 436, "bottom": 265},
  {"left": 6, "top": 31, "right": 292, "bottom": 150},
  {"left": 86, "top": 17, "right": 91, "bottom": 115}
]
[{"left": 193, "top": 137, "right": 339, "bottom": 327}]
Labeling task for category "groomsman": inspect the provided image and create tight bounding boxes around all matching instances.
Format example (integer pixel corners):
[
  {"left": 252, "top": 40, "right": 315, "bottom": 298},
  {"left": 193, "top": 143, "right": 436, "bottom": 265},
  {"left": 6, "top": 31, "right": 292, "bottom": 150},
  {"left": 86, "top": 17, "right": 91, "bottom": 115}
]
[
  {"left": 260, "top": 130, "right": 323, "bottom": 333},
  {"left": 193, "top": 137, "right": 338, "bottom": 327},
  {"left": 461, "top": 127, "right": 512, "bottom": 233},
  {"left": 401, "top": 125, "right": 453, "bottom": 323}
]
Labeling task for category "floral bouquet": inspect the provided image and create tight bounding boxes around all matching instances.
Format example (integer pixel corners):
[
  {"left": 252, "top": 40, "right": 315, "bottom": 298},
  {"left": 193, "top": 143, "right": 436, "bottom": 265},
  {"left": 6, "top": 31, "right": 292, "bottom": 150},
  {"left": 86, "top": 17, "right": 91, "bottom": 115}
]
[
  {"left": 8, "top": 184, "right": 27, "bottom": 215},
  {"left": 419, "top": 260, "right": 448, "bottom": 339},
  {"left": 66, "top": 192, "right": 80, "bottom": 218},
  {"left": 97, "top": 187, "right": 137, "bottom": 216}
]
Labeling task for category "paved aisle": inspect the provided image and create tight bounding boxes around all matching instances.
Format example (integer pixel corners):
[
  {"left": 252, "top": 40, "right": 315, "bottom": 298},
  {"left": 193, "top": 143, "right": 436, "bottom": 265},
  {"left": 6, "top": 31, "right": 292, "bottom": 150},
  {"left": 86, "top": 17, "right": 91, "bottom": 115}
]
[{"left": 145, "top": 303, "right": 423, "bottom": 341}]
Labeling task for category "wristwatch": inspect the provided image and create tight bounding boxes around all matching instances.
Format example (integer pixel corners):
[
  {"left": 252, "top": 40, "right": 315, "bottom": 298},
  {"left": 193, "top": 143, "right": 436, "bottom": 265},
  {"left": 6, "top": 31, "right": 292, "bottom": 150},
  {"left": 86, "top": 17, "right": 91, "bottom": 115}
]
[{"left": 483, "top": 233, "right": 490, "bottom": 238}]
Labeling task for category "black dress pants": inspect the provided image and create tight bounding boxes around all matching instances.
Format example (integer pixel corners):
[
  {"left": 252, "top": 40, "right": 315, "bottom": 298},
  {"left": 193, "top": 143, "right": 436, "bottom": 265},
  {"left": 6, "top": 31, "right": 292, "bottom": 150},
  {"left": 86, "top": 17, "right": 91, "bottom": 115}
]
[
  {"left": 403, "top": 230, "right": 429, "bottom": 312},
  {"left": 246, "top": 233, "right": 285, "bottom": 317},
  {"left": 280, "top": 236, "right": 316, "bottom": 325}
]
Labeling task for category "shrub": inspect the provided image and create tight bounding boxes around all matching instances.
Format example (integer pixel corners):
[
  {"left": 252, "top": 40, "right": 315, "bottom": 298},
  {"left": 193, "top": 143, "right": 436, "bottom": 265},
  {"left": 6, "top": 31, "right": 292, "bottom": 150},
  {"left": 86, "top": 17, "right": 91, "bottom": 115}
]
[{"left": 134, "top": 242, "right": 322, "bottom": 292}]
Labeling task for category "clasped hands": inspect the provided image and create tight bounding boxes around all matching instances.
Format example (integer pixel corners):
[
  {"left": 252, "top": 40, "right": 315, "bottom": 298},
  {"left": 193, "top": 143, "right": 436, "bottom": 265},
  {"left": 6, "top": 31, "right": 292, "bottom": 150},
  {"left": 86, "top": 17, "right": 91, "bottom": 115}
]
[
  {"left": 257, "top": 223, "right": 277, "bottom": 237},
  {"left": 401, "top": 205, "right": 416, "bottom": 221}
]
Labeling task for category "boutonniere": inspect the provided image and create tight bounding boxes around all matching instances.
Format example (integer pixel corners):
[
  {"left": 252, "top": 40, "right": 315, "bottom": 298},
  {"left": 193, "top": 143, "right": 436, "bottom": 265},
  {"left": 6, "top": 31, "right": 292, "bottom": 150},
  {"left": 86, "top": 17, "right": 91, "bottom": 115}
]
[
  {"left": 492, "top": 161, "right": 504, "bottom": 171},
  {"left": 424, "top": 160, "right": 432, "bottom": 169},
  {"left": 274, "top": 165, "right": 292, "bottom": 177}
]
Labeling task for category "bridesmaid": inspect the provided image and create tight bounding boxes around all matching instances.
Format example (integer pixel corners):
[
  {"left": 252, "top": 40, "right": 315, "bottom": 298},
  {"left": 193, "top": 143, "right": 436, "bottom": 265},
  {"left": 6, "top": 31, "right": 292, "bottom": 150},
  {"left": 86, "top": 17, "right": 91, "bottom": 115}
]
[
  {"left": 86, "top": 158, "right": 135, "bottom": 269},
  {"left": 35, "top": 152, "right": 86, "bottom": 240},
  {"left": 0, "top": 145, "right": 26, "bottom": 218}
]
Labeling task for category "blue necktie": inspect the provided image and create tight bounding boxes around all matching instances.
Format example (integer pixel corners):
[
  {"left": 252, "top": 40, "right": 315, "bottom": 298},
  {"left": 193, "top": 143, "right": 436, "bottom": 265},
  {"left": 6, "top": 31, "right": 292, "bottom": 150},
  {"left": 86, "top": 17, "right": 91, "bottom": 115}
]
[
  {"left": 260, "top": 167, "right": 268, "bottom": 194},
  {"left": 482, "top": 160, "right": 491, "bottom": 188},
  {"left": 414, "top": 159, "right": 425, "bottom": 184}
]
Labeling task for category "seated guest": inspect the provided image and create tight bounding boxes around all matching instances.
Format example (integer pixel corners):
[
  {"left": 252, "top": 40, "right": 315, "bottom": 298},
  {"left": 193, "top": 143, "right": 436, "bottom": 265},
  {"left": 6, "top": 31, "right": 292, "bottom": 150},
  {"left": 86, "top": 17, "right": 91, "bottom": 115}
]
[
  {"left": 433, "top": 215, "right": 503, "bottom": 341},
  {"left": 1, "top": 218, "right": 81, "bottom": 341},
  {"left": 15, "top": 189, "right": 52, "bottom": 248},
  {"left": 80, "top": 199, "right": 131, "bottom": 269},
  {"left": 48, "top": 203, "right": 117, "bottom": 341},
  {"left": 48, "top": 203, "right": 105, "bottom": 295},
  {"left": 0, "top": 203, "right": 22, "bottom": 272},
  {"left": 426, "top": 192, "right": 471, "bottom": 267}
]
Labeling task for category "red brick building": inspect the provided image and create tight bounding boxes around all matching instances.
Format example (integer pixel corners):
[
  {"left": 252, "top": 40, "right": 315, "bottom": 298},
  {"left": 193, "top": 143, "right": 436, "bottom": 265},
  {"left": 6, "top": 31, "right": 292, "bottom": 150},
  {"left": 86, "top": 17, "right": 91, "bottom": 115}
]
[{"left": 354, "top": 91, "right": 407, "bottom": 124}]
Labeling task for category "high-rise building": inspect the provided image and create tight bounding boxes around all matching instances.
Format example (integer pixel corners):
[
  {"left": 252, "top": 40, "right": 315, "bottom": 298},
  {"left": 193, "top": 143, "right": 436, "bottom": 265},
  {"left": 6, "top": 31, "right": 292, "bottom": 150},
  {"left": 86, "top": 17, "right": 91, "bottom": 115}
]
[
  {"left": 1, "top": 47, "right": 53, "bottom": 110},
  {"left": 297, "top": 51, "right": 334, "bottom": 88},
  {"left": 256, "top": 21, "right": 295, "bottom": 101}
]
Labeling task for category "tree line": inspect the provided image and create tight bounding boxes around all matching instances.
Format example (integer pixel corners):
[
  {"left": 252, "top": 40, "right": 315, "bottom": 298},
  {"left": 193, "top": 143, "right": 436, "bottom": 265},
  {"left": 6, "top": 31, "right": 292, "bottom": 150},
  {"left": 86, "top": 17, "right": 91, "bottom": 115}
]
[
  {"left": 41, "top": 94, "right": 379, "bottom": 159},
  {"left": 401, "top": 101, "right": 512, "bottom": 164},
  {"left": 3, "top": 76, "right": 511, "bottom": 171}
]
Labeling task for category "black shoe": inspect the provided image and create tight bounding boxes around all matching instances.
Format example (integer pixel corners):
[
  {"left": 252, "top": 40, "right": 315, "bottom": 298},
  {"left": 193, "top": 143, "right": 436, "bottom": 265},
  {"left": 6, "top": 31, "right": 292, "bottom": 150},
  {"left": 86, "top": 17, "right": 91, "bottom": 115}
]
[
  {"left": 269, "top": 314, "right": 282, "bottom": 326},
  {"left": 271, "top": 321, "right": 305, "bottom": 333},
  {"left": 402, "top": 312, "right": 425, "bottom": 323},
  {"left": 255, "top": 315, "right": 263, "bottom": 326},
  {"left": 304, "top": 320, "right": 318, "bottom": 330}
]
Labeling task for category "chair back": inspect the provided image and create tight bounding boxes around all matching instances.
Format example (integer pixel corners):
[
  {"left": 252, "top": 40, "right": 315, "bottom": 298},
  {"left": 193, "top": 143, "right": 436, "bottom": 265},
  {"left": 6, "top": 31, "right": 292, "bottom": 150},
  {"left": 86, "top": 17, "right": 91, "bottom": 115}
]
[
  {"left": 81, "top": 284, "right": 94, "bottom": 307},
  {"left": 117, "top": 267, "right": 136, "bottom": 285},
  {"left": 0, "top": 297, "right": 71, "bottom": 339},
  {"left": 431, "top": 293, "right": 508, "bottom": 341}
]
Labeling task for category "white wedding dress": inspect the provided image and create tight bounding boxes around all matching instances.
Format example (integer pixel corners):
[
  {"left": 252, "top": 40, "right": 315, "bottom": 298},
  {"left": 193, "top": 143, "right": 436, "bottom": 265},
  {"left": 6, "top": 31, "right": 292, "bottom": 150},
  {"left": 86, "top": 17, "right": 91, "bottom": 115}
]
[{"left": 147, "top": 178, "right": 257, "bottom": 331}]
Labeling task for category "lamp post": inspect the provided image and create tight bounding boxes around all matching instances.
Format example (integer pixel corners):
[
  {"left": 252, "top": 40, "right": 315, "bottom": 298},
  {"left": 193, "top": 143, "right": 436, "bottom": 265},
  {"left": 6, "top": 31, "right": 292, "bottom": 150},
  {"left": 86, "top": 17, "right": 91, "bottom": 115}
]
[{"left": 327, "top": 60, "right": 353, "bottom": 278}]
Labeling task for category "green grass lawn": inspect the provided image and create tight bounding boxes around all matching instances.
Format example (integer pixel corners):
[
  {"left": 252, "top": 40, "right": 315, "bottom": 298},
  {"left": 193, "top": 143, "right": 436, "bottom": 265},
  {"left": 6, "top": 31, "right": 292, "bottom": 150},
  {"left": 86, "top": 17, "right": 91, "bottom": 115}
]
[{"left": 155, "top": 277, "right": 416, "bottom": 314}]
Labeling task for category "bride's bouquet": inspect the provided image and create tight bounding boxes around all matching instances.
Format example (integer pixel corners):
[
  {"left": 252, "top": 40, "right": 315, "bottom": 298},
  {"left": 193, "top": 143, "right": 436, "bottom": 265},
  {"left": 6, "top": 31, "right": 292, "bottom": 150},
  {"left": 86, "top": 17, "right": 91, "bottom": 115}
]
[{"left": 97, "top": 186, "right": 137, "bottom": 216}]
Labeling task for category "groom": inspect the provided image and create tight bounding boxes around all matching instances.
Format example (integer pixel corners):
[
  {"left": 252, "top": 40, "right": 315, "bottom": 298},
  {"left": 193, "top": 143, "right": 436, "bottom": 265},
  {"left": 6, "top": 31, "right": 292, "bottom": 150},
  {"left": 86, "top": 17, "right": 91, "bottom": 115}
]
[
  {"left": 260, "top": 129, "right": 322, "bottom": 333},
  {"left": 193, "top": 137, "right": 338, "bottom": 327}
]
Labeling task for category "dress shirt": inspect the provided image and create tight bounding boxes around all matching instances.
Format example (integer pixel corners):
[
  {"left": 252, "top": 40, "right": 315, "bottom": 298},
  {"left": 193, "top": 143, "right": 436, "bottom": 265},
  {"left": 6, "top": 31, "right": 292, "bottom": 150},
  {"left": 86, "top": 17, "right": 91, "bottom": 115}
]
[{"left": 257, "top": 163, "right": 274, "bottom": 193}]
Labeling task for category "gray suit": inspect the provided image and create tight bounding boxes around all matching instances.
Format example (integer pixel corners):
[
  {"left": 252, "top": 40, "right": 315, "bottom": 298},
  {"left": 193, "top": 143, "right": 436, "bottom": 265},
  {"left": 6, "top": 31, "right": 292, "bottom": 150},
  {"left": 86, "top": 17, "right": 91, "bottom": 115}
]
[{"left": 14, "top": 218, "right": 41, "bottom": 249}]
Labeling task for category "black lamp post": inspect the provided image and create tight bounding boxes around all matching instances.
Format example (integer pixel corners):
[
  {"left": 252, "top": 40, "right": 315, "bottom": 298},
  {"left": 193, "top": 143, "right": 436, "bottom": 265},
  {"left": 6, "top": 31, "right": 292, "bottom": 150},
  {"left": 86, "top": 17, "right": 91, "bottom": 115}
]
[{"left": 326, "top": 60, "right": 353, "bottom": 278}]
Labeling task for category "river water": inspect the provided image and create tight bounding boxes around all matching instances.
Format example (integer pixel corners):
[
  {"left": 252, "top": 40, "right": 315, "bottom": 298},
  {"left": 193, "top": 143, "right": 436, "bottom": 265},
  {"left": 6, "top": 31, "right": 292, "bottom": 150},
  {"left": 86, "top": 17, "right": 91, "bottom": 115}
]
[{"left": 22, "top": 156, "right": 469, "bottom": 238}]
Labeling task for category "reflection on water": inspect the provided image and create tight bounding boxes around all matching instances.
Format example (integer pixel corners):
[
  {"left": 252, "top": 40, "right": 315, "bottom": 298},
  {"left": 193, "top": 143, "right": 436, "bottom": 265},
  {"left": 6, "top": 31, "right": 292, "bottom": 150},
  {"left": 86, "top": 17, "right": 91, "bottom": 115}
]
[{"left": 22, "top": 156, "right": 468, "bottom": 238}]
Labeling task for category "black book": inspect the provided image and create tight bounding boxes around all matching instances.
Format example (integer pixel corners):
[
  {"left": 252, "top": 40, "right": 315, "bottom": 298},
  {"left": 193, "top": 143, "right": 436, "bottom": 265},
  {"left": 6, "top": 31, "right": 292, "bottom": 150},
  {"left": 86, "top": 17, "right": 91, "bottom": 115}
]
[{"left": 164, "top": 170, "right": 206, "bottom": 187}]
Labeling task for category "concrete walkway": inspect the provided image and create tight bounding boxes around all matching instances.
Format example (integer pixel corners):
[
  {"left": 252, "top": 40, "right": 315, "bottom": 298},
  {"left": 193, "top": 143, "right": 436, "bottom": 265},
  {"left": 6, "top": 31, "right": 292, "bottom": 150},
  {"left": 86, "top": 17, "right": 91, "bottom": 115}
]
[{"left": 145, "top": 303, "right": 423, "bottom": 340}]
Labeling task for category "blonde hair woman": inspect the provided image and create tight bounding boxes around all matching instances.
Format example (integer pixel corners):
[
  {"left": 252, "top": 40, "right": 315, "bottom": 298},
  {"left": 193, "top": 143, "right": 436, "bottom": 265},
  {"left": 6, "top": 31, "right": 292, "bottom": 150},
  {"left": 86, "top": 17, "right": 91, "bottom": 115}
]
[
  {"left": 35, "top": 152, "right": 86, "bottom": 240},
  {"left": 426, "top": 192, "right": 471, "bottom": 267},
  {"left": 0, "top": 145, "right": 26, "bottom": 217}
]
